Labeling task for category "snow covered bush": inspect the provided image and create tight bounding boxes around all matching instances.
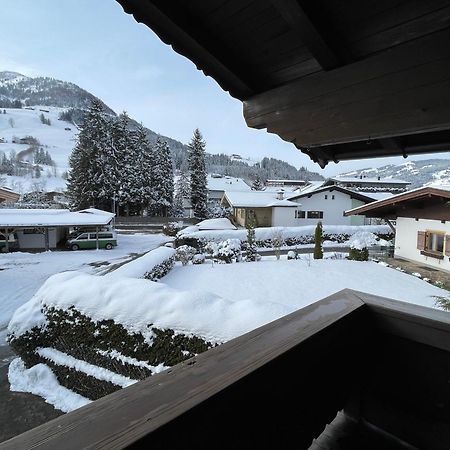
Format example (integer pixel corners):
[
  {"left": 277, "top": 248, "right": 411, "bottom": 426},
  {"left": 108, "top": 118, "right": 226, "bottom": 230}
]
[
  {"left": 176, "top": 245, "right": 197, "bottom": 265},
  {"left": 192, "top": 253, "right": 206, "bottom": 265},
  {"left": 145, "top": 256, "right": 175, "bottom": 281},
  {"left": 287, "top": 250, "right": 298, "bottom": 260},
  {"left": 207, "top": 203, "right": 232, "bottom": 219},
  {"left": 271, "top": 230, "right": 284, "bottom": 260},
  {"left": 207, "top": 239, "right": 242, "bottom": 263},
  {"left": 110, "top": 247, "right": 176, "bottom": 281},
  {"left": 347, "top": 231, "right": 379, "bottom": 261},
  {"left": 162, "top": 221, "right": 183, "bottom": 237}
]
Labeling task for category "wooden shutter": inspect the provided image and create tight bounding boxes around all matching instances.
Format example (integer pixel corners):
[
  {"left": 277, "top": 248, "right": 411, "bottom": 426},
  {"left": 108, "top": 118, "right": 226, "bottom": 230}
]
[
  {"left": 417, "top": 231, "right": 426, "bottom": 250},
  {"left": 445, "top": 235, "right": 450, "bottom": 256}
]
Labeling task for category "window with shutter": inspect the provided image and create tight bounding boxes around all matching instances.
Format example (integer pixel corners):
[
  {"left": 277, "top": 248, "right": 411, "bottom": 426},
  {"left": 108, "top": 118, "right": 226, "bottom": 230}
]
[{"left": 417, "top": 231, "right": 426, "bottom": 250}]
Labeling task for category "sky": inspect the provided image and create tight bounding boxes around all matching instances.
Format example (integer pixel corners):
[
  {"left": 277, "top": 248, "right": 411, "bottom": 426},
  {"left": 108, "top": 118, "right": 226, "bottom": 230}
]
[{"left": 1, "top": 0, "right": 450, "bottom": 176}]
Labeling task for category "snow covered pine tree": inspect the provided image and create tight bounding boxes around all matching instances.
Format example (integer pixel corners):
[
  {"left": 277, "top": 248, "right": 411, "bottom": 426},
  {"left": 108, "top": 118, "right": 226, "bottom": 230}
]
[
  {"left": 188, "top": 128, "right": 208, "bottom": 219},
  {"left": 67, "top": 99, "right": 111, "bottom": 210}
]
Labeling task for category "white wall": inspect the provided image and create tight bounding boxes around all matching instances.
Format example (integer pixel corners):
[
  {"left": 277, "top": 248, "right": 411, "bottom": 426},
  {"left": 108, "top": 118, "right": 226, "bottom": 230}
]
[
  {"left": 17, "top": 228, "right": 59, "bottom": 249},
  {"left": 291, "top": 189, "right": 365, "bottom": 226},
  {"left": 395, "top": 217, "right": 450, "bottom": 272},
  {"left": 271, "top": 207, "right": 298, "bottom": 227}
]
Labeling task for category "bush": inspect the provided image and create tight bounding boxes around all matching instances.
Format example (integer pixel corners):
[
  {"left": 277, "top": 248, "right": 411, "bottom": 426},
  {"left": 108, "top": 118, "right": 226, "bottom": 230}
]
[
  {"left": 163, "top": 222, "right": 183, "bottom": 237},
  {"left": 176, "top": 245, "right": 197, "bottom": 265},
  {"left": 192, "top": 253, "right": 206, "bottom": 265},
  {"left": 206, "top": 239, "right": 242, "bottom": 263},
  {"left": 287, "top": 250, "right": 298, "bottom": 260},
  {"left": 348, "top": 247, "right": 369, "bottom": 261},
  {"left": 313, "top": 222, "right": 323, "bottom": 259},
  {"left": 144, "top": 256, "right": 175, "bottom": 281}
]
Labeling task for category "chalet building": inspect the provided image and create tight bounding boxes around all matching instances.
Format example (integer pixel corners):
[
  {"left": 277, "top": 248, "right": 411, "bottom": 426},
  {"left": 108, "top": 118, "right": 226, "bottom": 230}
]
[
  {"left": 346, "top": 186, "right": 450, "bottom": 272},
  {"left": 288, "top": 186, "right": 376, "bottom": 226},
  {"left": 324, "top": 176, "right": 411, "bottom": 194},
  {"left": 0, "top": 186, "right": 20, "bottom": 204},
  {"left": 222, "top": 190, "right": 299, "bottom": 227},
  {"left": 0, "top": 208, "right": 115, "bottom": 251}
]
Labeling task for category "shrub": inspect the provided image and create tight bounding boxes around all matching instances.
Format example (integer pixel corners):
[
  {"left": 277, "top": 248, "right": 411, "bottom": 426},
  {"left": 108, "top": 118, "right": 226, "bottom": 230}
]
[
  {"left": 287, "top": 250, "right": 298, "bottom": 260},
  {"left": 144, "top": 256, "right": 175, "bottom": 281},
  {"left": 348, "top": 247, "right": 369, "bottom": 261},
  {"left": 163, "top": 222, "right": 183, "bottom": 237},
  {"left": 244, "top": 218, "right": 259, "bottom": 262},
  {"left": 313, "top": 222, "right": 323, "bottom": 259},
  {"left": 208, "top": 239, "right": 242, "bottom": 263},
  {"left": 176, "top": 245, "right": 197, "bottom": 265},
  {"left": 192, "top": 253, "right": 206, "bottom": 265}
]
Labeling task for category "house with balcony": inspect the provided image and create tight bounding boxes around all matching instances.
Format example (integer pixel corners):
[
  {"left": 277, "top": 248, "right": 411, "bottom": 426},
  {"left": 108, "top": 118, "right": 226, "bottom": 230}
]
[{"left": 346, "top": 185, "right": 450, "bottom": 272}]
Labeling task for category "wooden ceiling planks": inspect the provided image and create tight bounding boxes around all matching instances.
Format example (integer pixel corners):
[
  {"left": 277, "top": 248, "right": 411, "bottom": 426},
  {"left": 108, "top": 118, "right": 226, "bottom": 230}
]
[{"left": 116, "top": 0, "right": 450, "bottom": 167}]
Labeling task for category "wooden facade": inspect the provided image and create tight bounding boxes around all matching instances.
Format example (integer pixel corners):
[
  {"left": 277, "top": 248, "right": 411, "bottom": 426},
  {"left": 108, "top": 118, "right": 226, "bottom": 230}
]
[
  {"left": 2, "top": 289, "right": 449, "bottom": 449},
  {"left": 116, "top": 0, "right": 450, "bottom": 167},
  {"left": 0, "top": 187, "right": 20, "bottom": 204},
  {"left": 344, "top": 186, "right": 450, "bottom": 220}
]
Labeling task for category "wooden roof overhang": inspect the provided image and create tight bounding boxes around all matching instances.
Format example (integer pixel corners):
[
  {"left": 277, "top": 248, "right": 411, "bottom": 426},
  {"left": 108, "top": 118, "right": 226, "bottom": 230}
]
[
  {"left": 288, "top": 185, "right": 375, "bottom": 203},
  {"left": 345, "top": 187, "right": 450, "bottom": 220},
  {"left": 116, "top": 0, "right": 450, "bottom": 168}
]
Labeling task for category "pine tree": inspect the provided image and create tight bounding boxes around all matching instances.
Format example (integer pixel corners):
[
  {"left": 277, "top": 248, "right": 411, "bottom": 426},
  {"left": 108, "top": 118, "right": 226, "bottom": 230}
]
[
  {"left": 151, "top": 138, "right": 174, "bottom": 216},
  {"left": 252, "top": 174, "right": 264, "bottom": 190},
  {"left": 188, "top": 128, "right": 208, "bottom": 219},
  {"left": 133, "top": 124, "right": 155, "bottom": 214},
  {"left": 245, "top": 217, "right": 258, "bottom": 262},
  {"left": 67, "top": 100, "right": 110, "bottom": 210},
  {"left": 173, "top": 171, "right": 189, "bottom": 217},
  {"left": 313, "top": 221, "right": 323, "bottom": 259}
]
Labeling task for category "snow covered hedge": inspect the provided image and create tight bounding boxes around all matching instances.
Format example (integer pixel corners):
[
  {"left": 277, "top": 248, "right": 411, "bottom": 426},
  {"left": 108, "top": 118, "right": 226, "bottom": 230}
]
[
  {"left": 7, "top": 272, "right": 289, "bottom": 405},
  {"left": 109, "top": 247, "right": 176, "bottom": 281},
  {"left": 177, "top": 225, "right": 393, "bottom": 249}
]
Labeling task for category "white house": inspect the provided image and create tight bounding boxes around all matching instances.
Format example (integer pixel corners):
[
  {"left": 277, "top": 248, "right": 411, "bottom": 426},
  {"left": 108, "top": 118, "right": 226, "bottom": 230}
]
[
  {"left": 345, "top": 186, "right": 450, "bottom": 272},
  {"left": 287, "top": 186, "right": 377, "bottom": 226}
]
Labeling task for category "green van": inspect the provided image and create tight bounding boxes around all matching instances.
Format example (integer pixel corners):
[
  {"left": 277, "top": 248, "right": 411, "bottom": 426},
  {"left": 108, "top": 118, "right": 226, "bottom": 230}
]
[{"left": 66, "top": 231, "right": 117, "bottom": 251}]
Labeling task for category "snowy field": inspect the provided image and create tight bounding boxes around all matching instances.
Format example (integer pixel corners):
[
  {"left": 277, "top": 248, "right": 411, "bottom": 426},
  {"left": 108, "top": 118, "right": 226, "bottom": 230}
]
[
  {"left": 162, "top": 256, "right": 446, "bottom": 311},
  {"left": 0, "top": 233, "right": 171, "bottom": 343}
]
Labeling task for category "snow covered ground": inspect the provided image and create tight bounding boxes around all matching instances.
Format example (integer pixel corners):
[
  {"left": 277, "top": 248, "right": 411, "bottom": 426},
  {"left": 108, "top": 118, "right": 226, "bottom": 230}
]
[
  {"left": 0, "top": 233, "right": 171, "bottom": 343},
  {"left": 162, "top": 256, "right": 446, "bottom": 311},
  {"left": 0, "top": 106, "right": 75, "bottom": 193},
  {"left": 6, "top": 251, "right": 448, "bottom": 413}
]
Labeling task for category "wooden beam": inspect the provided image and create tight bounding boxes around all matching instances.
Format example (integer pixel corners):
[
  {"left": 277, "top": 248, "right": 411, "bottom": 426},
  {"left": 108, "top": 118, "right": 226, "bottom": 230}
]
[
  {"left": 244, "top": 28, "right": 450, "bottom": 148},
  {"left": 269, "top": 0, "right": 341, "bottom": 70},
  {"left": 116, "top": 0, "right": 257, "bottom": 99}
]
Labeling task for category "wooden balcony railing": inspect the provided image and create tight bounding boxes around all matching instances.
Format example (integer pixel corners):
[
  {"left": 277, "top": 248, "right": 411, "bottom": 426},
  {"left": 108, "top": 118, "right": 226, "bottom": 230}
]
[{"left": 1, "top": 289, "right": 449, "bottom": 450}]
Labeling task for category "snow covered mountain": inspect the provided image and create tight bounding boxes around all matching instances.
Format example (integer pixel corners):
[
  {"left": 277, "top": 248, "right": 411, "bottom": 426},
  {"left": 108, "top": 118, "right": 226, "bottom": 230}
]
[
  {"left": 0, "top": 70, "right": 323, "bottom": 195},
  {"left": 0, "top": 71, "right": 114, "bottom": 114},
  {"left": 338, "top": 159, "right": 450, "bottom": 188}
]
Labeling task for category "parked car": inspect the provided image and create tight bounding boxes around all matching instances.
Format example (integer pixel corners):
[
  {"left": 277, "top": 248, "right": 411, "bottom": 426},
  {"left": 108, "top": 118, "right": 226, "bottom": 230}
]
[{"left": 66, "top": 231, "right": 117, "bottom": 250}]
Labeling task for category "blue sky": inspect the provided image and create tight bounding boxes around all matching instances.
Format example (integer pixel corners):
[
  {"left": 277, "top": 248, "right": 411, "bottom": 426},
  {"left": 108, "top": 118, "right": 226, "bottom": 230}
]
[{"left": 2, "top": 0, "right": 449, "bottom": 176}]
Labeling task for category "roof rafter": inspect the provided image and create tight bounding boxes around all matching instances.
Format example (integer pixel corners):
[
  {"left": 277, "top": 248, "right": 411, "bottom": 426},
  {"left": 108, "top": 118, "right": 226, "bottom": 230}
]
[{"left": 269, "top": 0, "right": 341, "bottom": 70}]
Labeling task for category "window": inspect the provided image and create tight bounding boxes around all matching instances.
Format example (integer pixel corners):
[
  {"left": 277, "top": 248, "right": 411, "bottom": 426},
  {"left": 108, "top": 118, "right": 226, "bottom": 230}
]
[
  {"left": 98, "top": 233, "right": 113, "bottom": 239},
  {"left": 332, "top": 195, "right": 335, "bottom": 200},
  {"left": 307, "top": 211, "right": 323, "bottom": 219},
  {"left": 324, "top": 195, "right": 328, "bottom": 199},
  {"left": 89, "top": 234, "right": 97, "bottom": 240},
  {"left": 295, "top": 210, "right": 305, "bottom": 219},
  {"left": 426, "top": 232, "right": 444, "bottom": 253}
]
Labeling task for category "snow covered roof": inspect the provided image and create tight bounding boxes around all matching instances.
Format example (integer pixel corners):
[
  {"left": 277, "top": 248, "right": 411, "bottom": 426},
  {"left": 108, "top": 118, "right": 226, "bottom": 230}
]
[
  {"left": 331, "top": 176, "right": 410, "bottom": 185},
  {"left": 207, "top": 175, "right": 250, "bottom": 192},
  {"left": 223, "top": 191, "right": 299, "bottom": 208},
  {"left": 287, "top": 185, "right": 375, "bottom": 203},
  {"left": 77, "top": 208, "right": 115, "bottom": 217},
  {"left": 0, "top": 208, "right": 114, "bottom": 227},
  {"left": 196, "top": 218, "right": 237, "bottom": 230}
]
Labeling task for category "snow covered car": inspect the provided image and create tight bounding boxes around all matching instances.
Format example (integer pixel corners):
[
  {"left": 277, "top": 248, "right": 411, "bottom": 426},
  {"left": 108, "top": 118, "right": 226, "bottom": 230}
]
[{"left": 66, "top": 231, "right": 117, "bottom": 251}]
